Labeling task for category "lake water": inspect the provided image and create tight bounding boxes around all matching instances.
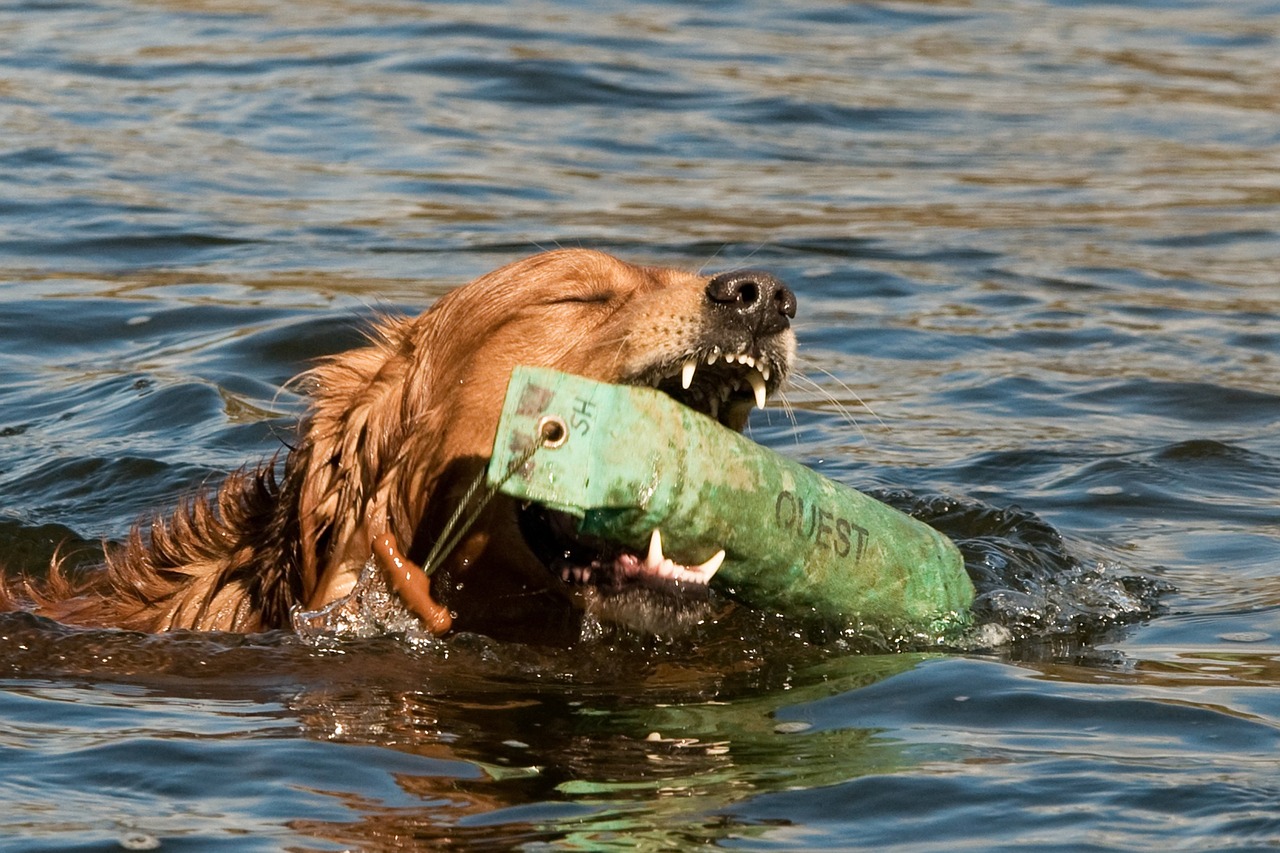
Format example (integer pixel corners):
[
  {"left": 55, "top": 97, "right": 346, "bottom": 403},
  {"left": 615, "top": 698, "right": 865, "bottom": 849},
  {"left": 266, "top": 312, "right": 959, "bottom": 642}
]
[{"left": 2, "top": 0, "right": 1278, "bottom": 850}]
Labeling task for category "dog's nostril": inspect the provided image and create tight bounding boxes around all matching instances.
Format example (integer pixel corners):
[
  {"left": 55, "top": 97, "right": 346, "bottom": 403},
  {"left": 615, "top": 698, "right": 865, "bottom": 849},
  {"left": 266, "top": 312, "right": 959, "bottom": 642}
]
[
  {"left": 706, "top": 270, "right": 796, "bottom": 334},
  {"left": 772, "top": 283, "right": 797, "bottom": 321},
  {"left": 707, "top": 271, "right": 757, "bottom": 308}
]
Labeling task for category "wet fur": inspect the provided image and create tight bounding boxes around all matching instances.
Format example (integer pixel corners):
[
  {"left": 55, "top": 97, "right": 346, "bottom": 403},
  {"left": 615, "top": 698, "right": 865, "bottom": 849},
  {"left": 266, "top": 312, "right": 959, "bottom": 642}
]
[{"left": 1, "top": 250, "right": 794, "bottom": 640}]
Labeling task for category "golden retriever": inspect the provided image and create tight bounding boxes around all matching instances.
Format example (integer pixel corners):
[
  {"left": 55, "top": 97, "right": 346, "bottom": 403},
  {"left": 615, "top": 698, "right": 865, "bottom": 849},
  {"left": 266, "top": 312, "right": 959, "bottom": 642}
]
[{"left": 1, "top": 250, "right": 796, "bottom": 643}]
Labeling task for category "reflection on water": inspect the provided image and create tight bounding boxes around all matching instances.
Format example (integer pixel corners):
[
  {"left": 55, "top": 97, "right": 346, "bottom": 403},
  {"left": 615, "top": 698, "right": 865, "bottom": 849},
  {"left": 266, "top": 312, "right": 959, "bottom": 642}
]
[
  {"left": 6, "top": 613, "right": 1280, "bottom": 850},
  {"left": 0, "top": 613, "right": 924, "bottom": 848},
  {"left": 2, "top": 0, "right": 1279, "bottom": 850}
]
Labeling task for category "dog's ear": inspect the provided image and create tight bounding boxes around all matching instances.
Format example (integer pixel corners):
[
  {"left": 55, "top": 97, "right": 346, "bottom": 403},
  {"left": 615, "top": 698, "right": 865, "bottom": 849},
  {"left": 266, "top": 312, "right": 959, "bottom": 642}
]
[{"left": 292, "top": 315, "right": 428, "bottom": 606}]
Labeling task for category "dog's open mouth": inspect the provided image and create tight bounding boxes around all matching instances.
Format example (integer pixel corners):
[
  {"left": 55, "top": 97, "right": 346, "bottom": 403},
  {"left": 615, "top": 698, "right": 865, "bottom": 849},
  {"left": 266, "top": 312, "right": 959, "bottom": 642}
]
[
  {"left": 519, "top": 504, "right": 724, "bottom": 592},
  {"left": 643, "top": 344, "right": 780, "bottom": 431},
  {"left": 518, "top": 344, "right": 786, "bottom": 602}
]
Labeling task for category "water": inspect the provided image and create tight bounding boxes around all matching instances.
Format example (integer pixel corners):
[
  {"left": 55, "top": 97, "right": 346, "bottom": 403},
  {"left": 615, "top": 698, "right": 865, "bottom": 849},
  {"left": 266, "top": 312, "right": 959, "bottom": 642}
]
[{"left": 1, "top": 0, "right": 1278, "bottom": 849}]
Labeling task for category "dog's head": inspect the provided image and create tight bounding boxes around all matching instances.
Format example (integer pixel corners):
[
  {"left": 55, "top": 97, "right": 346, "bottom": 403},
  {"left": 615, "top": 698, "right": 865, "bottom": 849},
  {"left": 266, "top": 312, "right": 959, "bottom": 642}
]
[{"left": 299, "top": 250, "right": 796, "bottom": 641}]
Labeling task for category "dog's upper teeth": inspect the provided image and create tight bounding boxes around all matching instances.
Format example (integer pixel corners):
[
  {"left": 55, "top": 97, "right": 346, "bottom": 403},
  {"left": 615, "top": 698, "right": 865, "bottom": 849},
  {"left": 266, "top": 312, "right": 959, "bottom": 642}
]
[
  {"left": 681, "top": 357, "right": 697, "bottom": 390},
  {"left": 666, "top": 349, "right": 775, "bottom": 412},
  {"left": 747, "top": 370, "right": 767, "bottom": 409}
]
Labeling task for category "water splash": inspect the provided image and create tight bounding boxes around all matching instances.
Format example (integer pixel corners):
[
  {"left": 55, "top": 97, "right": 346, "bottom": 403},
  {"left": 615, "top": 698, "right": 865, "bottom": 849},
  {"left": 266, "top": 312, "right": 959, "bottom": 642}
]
[
  {"left": 873, "top": 489, "right": 1172, "bottom": 648},
  {"left": 291, "top": 558, "right": 441, "bottom": 649}
]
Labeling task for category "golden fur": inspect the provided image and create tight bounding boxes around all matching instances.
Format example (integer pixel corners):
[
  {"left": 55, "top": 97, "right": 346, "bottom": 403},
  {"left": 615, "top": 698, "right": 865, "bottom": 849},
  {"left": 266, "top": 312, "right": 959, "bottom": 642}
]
[{"left": 1, "top": 250, "right": 795, "bottom": 642}]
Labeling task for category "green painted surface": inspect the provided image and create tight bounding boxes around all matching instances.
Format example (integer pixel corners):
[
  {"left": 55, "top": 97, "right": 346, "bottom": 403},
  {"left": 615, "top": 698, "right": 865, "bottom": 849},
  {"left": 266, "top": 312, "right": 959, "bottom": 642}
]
[{"left": 488, "top": 367, "right": 974, "bottom": 637}]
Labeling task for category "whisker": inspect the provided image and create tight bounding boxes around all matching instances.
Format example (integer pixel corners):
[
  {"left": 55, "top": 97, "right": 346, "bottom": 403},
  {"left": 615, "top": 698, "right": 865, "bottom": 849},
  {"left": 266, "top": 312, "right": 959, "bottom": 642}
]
[
  {"left": 736, "top": 240, "right": 771, "bottom": 269},
  {"left": 704, "top": 241, "right": 773, "bottom": 277},
  {"left": 787, "top": 373, "right": 862, "bottom": 442},
  {"left": 809, "top": 365, "right": 889, "bottom": 432},
  {"left": 749, "top": 388, "right": 802, "bottom": 446},
  {"left": 774, "top": 389, "right": 802, "bottom": 445},
  {"left": 786, "top": 369, "right": 883, "bottom": 443},
  {"left": 696, "top": 243, "right": 728, "bottom": 276}
]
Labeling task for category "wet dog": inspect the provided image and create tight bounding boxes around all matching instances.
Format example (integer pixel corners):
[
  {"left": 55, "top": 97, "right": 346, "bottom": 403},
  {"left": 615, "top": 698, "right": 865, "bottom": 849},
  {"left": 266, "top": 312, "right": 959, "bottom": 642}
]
[{"left": 1, "top": 250, "right": 796, "bottom": 643}]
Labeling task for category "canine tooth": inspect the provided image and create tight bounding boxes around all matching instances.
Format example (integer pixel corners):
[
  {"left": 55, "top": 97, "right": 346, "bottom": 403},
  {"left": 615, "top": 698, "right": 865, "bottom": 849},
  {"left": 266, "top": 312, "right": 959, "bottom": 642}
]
[
  {"left": 747, "top": 370, "right": 767, "bottom": 409},
  {"left": 646, "top": 528, "right": 664, "bottom": 569},
  {"left": 695, "top": 549, "right": 726, "bottom": 580},
  {"left": 681, "top": 358, "right": 697, "bottom": 390}
]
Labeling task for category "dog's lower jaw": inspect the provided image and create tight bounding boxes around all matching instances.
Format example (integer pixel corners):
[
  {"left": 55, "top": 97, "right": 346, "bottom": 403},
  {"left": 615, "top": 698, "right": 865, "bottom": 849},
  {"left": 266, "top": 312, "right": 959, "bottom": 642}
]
[{"left": 438, "top": 563, "right": 583, "bottom": 645}]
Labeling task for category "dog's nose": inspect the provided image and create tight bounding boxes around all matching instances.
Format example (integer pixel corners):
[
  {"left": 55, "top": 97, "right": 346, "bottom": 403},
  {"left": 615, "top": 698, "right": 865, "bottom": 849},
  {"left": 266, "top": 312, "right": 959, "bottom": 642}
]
[{"left": 706, "top": 270, "right": 797, "bottom": 336}]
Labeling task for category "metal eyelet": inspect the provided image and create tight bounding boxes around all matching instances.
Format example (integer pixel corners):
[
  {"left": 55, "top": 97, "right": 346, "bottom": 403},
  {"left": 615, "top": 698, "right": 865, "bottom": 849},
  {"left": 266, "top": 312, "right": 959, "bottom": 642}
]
[{"left": 537, "top": 415, "right": 569, "bottom": 449}]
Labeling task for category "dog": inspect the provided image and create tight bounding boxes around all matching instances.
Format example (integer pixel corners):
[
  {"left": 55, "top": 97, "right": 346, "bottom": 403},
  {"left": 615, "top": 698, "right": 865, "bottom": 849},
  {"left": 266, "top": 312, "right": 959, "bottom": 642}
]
[{"left": 1, "top": 250, "right": 796, "bottom": 643}]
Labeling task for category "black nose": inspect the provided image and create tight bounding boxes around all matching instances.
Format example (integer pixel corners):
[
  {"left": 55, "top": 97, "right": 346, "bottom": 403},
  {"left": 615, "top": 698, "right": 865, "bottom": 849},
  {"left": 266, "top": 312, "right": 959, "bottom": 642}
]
[{"left": 705, "top": 270, "right": 797, "bottom": 336}]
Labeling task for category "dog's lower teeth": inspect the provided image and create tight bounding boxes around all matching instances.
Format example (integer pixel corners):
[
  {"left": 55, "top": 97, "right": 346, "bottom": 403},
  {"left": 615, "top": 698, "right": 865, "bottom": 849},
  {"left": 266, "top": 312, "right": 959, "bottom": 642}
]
[
  {"left": 557, "top": 528, "right": 725, "bottom": 591},
  {"left": 641, "top": 528, "right": 725, "bottom": 584}
]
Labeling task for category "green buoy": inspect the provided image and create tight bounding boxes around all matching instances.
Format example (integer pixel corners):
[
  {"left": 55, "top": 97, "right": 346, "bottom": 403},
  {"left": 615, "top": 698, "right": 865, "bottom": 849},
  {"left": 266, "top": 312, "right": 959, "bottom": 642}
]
[{"left": 487, "top": 367, "right": 974, "bottom": 639}]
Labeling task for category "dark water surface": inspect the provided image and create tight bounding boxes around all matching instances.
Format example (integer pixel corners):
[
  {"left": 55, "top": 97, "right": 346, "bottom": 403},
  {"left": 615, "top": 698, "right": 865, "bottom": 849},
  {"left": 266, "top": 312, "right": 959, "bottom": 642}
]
[{"left": 2, "top": 1, "right": 1278, "bottom": 850}]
